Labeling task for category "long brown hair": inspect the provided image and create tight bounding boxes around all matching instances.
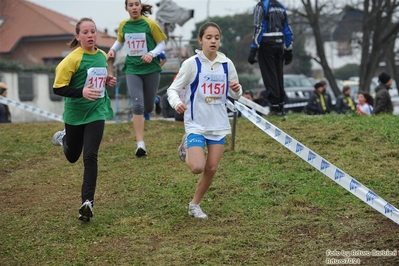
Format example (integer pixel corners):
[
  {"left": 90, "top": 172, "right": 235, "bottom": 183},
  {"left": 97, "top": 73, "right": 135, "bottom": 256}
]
[{"left": 68, "top": 17, "right": 96, "bottom": 48}]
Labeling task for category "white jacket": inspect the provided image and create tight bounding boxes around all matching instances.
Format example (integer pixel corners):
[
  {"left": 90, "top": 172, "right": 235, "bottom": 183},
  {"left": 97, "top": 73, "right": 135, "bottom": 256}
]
[{"left": 167, "top": 50, "right": 242, "bottom": 135}]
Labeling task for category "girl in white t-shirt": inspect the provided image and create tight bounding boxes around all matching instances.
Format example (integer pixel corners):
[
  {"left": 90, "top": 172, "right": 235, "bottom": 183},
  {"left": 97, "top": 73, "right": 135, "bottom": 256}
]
[{"left": 167, "top": 22, "right": 242, "bottom": 219}]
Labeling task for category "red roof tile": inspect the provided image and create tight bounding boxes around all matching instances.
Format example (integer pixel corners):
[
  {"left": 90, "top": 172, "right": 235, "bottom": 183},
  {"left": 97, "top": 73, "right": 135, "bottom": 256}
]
[{"left": 0, "top": 0, "right": 114, "bottom": 53}]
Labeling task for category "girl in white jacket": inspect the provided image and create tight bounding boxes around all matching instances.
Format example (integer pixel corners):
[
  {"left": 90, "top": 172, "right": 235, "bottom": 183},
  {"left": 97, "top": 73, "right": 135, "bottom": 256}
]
[{"left": 167, "top": 22, "right": 242, "bottom": 219}]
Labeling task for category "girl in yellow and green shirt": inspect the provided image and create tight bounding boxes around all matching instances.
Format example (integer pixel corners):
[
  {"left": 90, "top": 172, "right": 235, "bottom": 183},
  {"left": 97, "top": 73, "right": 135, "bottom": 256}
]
[
  {"left": 107, "top": 0, "right": 167, "bottom": 157},
  {"left": 52, "top": 17, "right": 116, "bottom": 222}
]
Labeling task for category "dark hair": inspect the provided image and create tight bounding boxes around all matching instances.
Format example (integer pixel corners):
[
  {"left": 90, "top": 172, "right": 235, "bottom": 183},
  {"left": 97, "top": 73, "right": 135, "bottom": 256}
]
[
  {"left": 342, "top": 85, "right": 351, "bottom": 93},
  {"left": 314, "top": 82, "right": 324, "bottom": 90},
  {"left": 196, "top": 22, "right": 222, "bottom": 50},
  {"left": 244, "top": 91, "right": 254, "bottom": 98},
  {"left": 358, "top": 91, "right": 374, "bottom": 106},
  {"left": 68, "top": 17, "right": 96, "bottom": 48},
  {"left": 198, "top": 22, "right": 222, "bottom": 39},
  {"left": 124, "top": 0, "right": 153, "bottom": 16},
  {"left": 319, "top": 80, "right": 327, "bottom": 86}
]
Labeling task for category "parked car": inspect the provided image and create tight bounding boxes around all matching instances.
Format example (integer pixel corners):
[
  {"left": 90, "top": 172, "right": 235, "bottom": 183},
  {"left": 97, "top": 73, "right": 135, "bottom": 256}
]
[
  {"left": 284, "top": 86, "right": 314, "bottom": 112},
  {"left": 283, "top": 74, "right": 314, "bottom": 88}
]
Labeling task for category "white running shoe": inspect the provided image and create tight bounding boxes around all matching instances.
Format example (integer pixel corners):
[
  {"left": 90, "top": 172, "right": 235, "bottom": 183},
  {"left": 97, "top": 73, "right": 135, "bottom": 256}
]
[
  {"left": 79, "top": 200, "right": 93, "bottom": 222},
  {"left": 178, "top": 134, "right": 187, "bottom": 162},
  {"left": 135, "top": 141, "right": 147, "bottom": 157},
  {"left": 52, "top": 130, "right": 65, "bottom": 146},
  {"left": 188, "top": 203, "right": 208, "bottom": 219}
]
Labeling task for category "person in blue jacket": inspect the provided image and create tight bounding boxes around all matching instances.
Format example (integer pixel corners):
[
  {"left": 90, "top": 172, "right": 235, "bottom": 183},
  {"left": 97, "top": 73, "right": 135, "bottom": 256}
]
[{"left": 248, "top": 0, "right": 293, "bottom": 116}]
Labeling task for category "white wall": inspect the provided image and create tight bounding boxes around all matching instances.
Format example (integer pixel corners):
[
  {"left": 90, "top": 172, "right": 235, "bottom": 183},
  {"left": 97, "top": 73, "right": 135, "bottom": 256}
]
[{"left": 1, "top": 72, "right": 131, "bottom": 123}]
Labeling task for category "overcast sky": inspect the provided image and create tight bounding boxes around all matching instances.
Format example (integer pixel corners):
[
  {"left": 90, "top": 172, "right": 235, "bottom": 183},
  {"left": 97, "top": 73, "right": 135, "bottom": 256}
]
[{"left": 28, "top": 0, "right": 264, "bottom": 41}]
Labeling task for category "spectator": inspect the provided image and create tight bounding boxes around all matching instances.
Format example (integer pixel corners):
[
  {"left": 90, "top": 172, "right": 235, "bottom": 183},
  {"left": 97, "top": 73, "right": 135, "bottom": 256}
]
[
  {"left": 319, "top": 80, "right": 334, "bottom": 112},
  {"left": 247, "top": 0, "right": 293, "bottom": 115},
  {"left": 336, "top": 85, "right": 356, "bottom": 114},
  {"left": 0, "top": 82, "right": 11, "bottom": 123},
  {"left": 305, "top": 82, "right": 332, "bottom": 115},
  {"left": 373, "top": 72, "right": 394, "bottom": 115},
  {"left": 243, "top": 90, "right": 255, "bottom": 101},
  {"left": 356, "top": 91, "right": 373, "bottom": 116}
]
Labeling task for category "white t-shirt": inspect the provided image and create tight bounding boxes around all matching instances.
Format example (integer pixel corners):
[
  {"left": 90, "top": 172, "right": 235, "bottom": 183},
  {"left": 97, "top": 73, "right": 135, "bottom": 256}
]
[{"left": 357, "top": 103, "right": 373, "bottom": 115}]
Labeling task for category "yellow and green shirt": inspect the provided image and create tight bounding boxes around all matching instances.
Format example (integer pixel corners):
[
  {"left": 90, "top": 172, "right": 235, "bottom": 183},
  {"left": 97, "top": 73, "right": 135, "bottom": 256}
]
[
  {"left": 116, "top": 16, "right": 167, "bottom": 75},
  {"left": 53, "top": 47, "right": 114, "bottom": 125}
]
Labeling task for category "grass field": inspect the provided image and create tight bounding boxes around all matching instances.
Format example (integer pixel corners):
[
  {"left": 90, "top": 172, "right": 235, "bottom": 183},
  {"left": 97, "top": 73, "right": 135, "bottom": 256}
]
[{"left": 1, "top": 113, "right": 399, "bottom": 265}]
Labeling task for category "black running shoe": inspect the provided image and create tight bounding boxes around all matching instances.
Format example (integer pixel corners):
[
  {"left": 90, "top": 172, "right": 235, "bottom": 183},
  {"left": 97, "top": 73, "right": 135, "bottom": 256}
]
[{"left": 79, "top": 200, "right": 93, "bottom": 222}]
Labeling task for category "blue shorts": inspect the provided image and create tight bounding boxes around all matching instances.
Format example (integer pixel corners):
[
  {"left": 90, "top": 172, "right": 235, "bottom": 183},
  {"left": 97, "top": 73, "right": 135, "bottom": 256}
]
[{"left": 186, "top": 134, "right": 225, "bottom": 149}]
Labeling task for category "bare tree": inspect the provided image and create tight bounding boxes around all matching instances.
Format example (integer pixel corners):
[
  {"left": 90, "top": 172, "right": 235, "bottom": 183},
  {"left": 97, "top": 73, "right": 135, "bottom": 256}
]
[
  {"left": 296, "top": 0, "right": 343, "bottom": 97},
  {"left": 359, "top": 0, "right": 399, "bottom": 93},
  {"left": 296, "top": 0, "right": 399, "bottom": 96}
]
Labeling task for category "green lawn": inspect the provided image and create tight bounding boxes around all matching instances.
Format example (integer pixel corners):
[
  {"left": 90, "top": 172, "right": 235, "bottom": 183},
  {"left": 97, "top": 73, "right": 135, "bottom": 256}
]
[{"left": 1, "top": 113, "right": 399, "bottom": 265}]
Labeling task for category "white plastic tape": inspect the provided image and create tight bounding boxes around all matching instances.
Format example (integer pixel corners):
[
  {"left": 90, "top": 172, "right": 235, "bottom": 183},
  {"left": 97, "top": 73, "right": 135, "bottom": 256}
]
[
  {"left": 230, "top": 100, "right": 399, "bottom": 225},
  {"left": 237, "top": 96, "right": 307, "bottom": 116},
  {"left": 226, "top": 99, "right": 236, "bottom": 112},
  {"left": 237, "top": 96, "right": 270, "bottom": 115},
  {"left": 0, "top": 96, "right": 63, "bottom": 122}
]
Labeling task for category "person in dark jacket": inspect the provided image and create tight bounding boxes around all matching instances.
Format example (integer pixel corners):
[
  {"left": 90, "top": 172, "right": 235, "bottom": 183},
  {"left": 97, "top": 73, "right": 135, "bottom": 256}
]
[
  {"left": 373, "top": 72, "right": 393, "bottom": 115},
  {"left": 319, "top": 80, "right": 334, "bottom": 111},
  {"left": 247, "top": 0, "right": 293, "bottom": 115},
  {"left": 305, "top": 82, "right": 332, "bottom": 115},
  {"left": 336, "top": 85, "right": 356, "bottom": 114}
]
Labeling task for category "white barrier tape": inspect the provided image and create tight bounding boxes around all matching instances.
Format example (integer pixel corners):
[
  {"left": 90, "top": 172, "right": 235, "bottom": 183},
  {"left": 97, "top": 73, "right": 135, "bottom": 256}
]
[
  {"left": 226, "top": 99, "right": 236, "bottom": 112},
  {"left": 232, "top": 100, "right": 399, "bottom": 225},
  {"left": 0, "top": 96, "right": 64, "bottom": 122},
  {"left": 238, "top": 96, "right": 270, "bottom": 115},
  {"left": 237, "top": 96, "right": 308, "bottom": 116}
]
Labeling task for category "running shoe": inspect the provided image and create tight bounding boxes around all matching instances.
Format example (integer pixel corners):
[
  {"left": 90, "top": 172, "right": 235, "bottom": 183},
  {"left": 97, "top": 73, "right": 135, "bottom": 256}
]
[
  {"left": 52, "top": 130, "right": 65, "bottom": 146},
  {"left": 79, "top": 200, "right": 93, "bottom": 222},
  {"left": 188, "top": 203, "right": 208, "bottom": 219},
  {"left": 135, "top": 142, "right": 147, "bottom": 157}
]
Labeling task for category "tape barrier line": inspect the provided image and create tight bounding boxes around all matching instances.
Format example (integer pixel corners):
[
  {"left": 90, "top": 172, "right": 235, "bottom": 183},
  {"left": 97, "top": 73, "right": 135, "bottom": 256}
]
[
  {"left": 0, "top": 96, "right": 64, "bottom": 122},
  {"left": 226, "top": 99, "right": 236, "bottom": 112},
  {"left": 237, "top": 96, "right": 270, "bottom": 115},
  {"left": 237, "top": 96, "right": 308, "bottom": 116},
  {"left": 230, "top": 100, "right": 399, "bottom": 225}
]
